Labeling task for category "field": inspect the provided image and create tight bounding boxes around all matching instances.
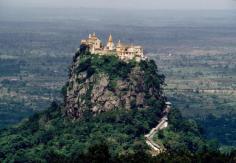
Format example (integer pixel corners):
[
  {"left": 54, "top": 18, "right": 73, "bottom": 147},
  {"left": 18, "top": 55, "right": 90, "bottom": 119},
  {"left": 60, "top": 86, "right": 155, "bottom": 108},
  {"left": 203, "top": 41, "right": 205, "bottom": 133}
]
[
  {"left": 0, "top": 54, "right": 69, "bottom": 127},
  {"left": 0, "top": 8, "right": 235, "bottom": 146}
]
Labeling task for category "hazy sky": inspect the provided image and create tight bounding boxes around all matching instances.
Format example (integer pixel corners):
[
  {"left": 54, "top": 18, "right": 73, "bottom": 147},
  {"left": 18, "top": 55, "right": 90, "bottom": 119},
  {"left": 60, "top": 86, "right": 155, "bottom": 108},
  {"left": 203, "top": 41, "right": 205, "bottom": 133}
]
[{"left": 1, "top": 0, "right": 236, "bottom": 10}]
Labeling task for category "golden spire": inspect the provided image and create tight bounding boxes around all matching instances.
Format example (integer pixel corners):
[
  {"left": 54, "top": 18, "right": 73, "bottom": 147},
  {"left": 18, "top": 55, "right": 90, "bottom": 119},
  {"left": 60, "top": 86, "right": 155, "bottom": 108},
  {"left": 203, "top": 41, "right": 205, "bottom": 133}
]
[{"left": 108, "top": 34, "right": 113, "bottom": 43}]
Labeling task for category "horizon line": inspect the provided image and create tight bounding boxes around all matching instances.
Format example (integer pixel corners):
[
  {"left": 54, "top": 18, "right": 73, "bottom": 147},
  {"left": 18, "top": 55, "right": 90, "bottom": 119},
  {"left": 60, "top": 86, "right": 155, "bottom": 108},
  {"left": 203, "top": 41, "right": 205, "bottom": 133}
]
[{"left": 2, "top": 6, "right": 236, "bottom": 11}]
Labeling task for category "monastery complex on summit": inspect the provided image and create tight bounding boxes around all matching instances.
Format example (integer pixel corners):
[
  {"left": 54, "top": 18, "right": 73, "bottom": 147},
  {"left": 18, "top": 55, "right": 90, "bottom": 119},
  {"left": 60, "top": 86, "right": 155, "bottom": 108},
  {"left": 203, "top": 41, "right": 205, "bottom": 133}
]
[{"left": 80, "top": 33, "right": 146, "bottom": 62}]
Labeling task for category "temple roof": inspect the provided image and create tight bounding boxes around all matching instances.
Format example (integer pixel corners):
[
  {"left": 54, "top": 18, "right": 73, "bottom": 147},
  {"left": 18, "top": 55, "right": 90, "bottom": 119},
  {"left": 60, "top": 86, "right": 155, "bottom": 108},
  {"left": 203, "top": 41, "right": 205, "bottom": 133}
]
[{"left": 108, "top": 34, "right": 113, "bottom": 43}]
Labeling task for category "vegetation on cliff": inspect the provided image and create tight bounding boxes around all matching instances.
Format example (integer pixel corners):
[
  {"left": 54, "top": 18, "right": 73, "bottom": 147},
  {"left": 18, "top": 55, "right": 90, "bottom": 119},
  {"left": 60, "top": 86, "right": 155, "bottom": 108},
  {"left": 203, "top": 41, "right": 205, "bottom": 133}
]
[{"left": 65, "top": 47, "right": 165, "bottom": 118}]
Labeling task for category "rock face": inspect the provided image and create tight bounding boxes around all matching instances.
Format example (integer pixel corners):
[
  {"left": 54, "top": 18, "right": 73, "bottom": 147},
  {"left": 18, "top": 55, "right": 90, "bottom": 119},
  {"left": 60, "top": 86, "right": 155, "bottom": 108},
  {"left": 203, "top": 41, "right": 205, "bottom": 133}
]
[{"left": 65, "top": 48, "right": 164, "bottom": 119}]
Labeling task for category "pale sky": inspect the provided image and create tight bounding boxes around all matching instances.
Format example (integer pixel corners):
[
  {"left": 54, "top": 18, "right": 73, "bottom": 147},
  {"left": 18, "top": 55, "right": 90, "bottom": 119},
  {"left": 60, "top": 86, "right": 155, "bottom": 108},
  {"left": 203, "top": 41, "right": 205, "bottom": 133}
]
[{"left": 1, "top": 0, "right": 236, "bottom": 10}]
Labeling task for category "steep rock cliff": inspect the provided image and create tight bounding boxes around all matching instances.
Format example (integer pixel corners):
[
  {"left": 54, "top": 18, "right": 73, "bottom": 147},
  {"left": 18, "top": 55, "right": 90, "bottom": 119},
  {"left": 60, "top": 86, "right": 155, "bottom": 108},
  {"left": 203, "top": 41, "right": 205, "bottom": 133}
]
[{"left": 65, "top": 46, "right": 165, "bottom": 119}]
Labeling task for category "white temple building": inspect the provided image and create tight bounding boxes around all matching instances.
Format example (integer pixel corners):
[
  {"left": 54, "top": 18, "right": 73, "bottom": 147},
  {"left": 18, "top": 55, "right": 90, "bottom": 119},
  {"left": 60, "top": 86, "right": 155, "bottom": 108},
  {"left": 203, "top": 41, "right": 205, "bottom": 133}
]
[{"left": 80, "top": 33, "right": 146, "bottom": 62}]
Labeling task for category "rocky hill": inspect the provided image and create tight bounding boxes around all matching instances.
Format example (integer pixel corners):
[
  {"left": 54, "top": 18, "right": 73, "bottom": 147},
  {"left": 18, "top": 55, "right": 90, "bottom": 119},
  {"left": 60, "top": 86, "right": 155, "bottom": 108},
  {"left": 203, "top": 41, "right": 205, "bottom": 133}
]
[
  {"left": 65, "top": 45, "right": 165, "bottom": 118},
  {"left": 0, "top": 45, "right": 233, "bottom": 162}
]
